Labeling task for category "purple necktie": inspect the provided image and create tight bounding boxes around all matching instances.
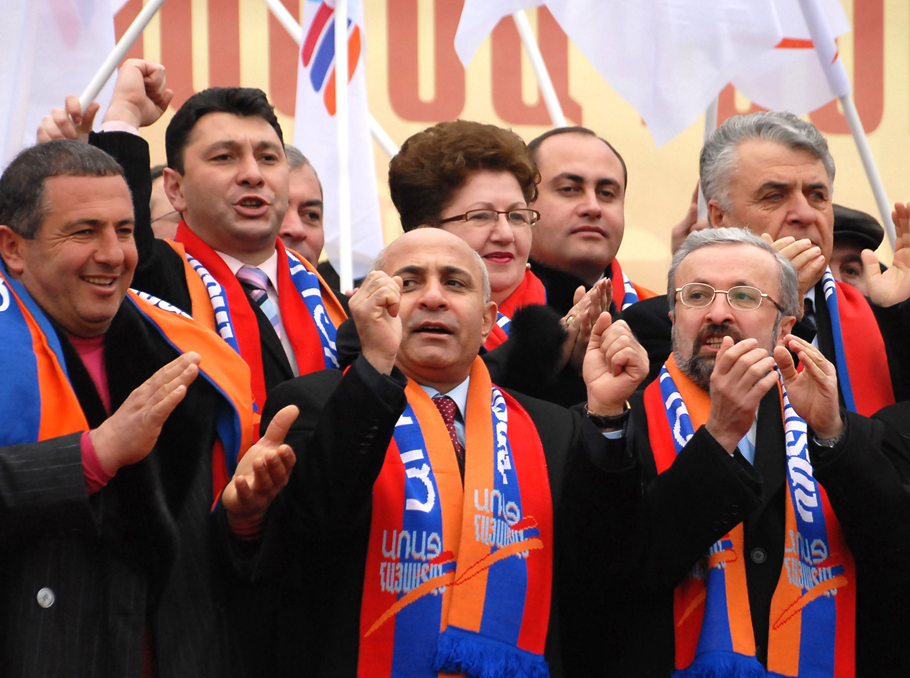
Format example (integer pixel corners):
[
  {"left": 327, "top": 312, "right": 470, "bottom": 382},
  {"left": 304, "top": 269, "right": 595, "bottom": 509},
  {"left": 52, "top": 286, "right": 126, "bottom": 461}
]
[{"left": 236, "top": 265, "right": 282, "bottom": 338}]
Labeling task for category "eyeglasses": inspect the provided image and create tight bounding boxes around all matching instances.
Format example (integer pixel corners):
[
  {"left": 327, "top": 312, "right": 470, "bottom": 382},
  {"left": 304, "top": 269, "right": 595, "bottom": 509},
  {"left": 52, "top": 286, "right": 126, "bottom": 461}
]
[
  {"left": 438, "top": 208, "right": 540, "bottom": 227},
  {"left": 152, "top": 209, "right": 181, "bottom": 224},
  {"left": 675, "top": 282, "right": 784, "bottom": 312}
]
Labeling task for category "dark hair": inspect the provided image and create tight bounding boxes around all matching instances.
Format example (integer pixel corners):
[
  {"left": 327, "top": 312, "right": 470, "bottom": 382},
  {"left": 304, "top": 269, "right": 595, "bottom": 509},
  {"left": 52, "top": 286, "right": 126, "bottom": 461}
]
[
  {"left": 150, "top": 163, "right": 167, "bottom": 181},
  {"left": 0, "top": 140, "right": 125, "bottom": 239},
  {"left": 389, "top": 120, "right": 539, "bottom": 233},
  {"left": 528, "top": 126, "right": 628, "bottom": 189},
  {"left": 165, "top": 87, "right": 283, "bottom": 174}
]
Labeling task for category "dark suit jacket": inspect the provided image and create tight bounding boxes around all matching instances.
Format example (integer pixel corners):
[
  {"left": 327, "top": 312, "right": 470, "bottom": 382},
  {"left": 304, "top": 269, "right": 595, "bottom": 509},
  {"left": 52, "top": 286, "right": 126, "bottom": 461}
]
[
  {"left": 236, "top": 356, "right": 636, "bottom": 678},
  {"left": 559, "top": 389, "right": 910, "bottom": 677},
  {"left": 0, "top": 300, "right": 237, "bottom": 678},
  {"left": 621, "top": 282, "right": 910, "bottom": 401}
]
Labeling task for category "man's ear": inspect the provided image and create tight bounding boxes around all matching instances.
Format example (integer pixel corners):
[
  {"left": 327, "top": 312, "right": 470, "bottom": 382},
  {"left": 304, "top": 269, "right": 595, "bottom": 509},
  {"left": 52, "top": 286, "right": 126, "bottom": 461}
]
[
  {"left": 162, "top": 167, "right": 188, "bottom": 213},
  {"left": 707, "top": 200, "right": 726, "bottom": 228},
  {"left": 0, "top": 225, "right": 26, "bottom": 275},
  {"left": 777, "top": 315, "right": 797, "bottom": 345},
  {"left": 479, "top": 300, "right": 498, "bottom": 344}
]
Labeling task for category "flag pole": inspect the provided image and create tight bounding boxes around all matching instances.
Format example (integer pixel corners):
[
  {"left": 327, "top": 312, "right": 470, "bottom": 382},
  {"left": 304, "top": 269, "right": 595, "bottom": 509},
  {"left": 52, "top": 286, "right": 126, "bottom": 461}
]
[
  {"left": 697, "top": 97, "right": 719, "bottom": 222},
  {"left": 261, "top": 0, "right": 397, "bottom": 159},
  {"left": 796, "top": 0, "right": 895, "bottom": 247},
  {"left": 511, "top": 10, "right": 566, "bottom": 127},
  {"left": 335, "top": 0, "right": 353, "bottom": 293},
  {"left": 79, "top": 0, "right": 169, "bottom": 111}
]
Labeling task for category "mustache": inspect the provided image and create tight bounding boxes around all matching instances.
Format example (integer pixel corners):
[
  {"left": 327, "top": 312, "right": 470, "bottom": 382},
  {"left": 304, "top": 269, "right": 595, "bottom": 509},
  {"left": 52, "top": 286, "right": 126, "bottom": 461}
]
[{"left": 694, "top": 324, "right": 743, "bottom": 348}]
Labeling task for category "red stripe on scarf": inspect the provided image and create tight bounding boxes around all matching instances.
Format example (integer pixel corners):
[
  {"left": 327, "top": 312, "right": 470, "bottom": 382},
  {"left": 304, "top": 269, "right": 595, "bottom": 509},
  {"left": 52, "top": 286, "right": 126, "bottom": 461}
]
[
  {"left": 610, "top": 259, "right": 658, "bottom": 303},
  {"left": 500, "top": 390, "right": 553, "bottom": 653},
  {"left": 484, "top": 271, "right": 547, "bottom": 351},
  {"left": 834, "top": 280, "right": 894, "bottom": 415}
]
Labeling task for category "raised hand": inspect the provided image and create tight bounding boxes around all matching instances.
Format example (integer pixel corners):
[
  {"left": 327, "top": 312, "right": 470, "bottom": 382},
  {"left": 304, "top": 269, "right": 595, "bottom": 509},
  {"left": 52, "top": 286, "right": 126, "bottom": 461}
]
[
  {"left": 762, "top": 234, "right": 826, "bottom": 301},
  {"left": 583, "top": 312, "right": 649, "bottom": 419},
  {"left": 349, "top": 271, "right": 403, "bottom": 375},
  {"left": 774, "top": 335, "right": 842, "bottom": 440},
  {"left": 705, "top": 337, "right": 778, "bottom": 454},
  {"left": 221, "top": 405, "right": 299, "bottom": 526},
  {"left": 670, "top": 184, "right": 709, "bottom": 254},
  {"left": 102, "top": 59, "right": 173, "bottom": 129},
  {"left": 559, "top": 278, "right": 613, "bottom": 373},
  {"left": 89, "top": 352, "right": 200, "bottom": 473},
  {"left": 37, "top": 95, "right": 100, "bottom": 144},
  {"left": 862, "top": 202, "right": 910, "bottom": 307}
]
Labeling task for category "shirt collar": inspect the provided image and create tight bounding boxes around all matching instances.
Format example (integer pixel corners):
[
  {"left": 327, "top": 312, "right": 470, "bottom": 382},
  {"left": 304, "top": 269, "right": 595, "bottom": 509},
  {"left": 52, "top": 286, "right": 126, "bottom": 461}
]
[
  {"left": 419, "top": 377, "right": 471, "bottom": 421},
  {"left": 217, "top": 249, "right": 281, "bottom": 290}
]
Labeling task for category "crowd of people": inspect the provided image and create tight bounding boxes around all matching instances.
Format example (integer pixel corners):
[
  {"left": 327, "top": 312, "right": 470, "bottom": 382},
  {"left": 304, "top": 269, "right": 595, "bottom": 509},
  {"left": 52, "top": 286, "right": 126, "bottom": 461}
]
[{"left": 2, "top": 56, "right": 910, "bottom": 678}]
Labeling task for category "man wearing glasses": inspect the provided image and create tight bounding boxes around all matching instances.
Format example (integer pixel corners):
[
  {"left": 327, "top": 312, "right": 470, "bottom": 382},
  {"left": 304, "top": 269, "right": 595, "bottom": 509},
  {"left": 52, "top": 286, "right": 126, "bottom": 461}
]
[{"left": 559, "top": 227, "right": 910, "bottom": 677}]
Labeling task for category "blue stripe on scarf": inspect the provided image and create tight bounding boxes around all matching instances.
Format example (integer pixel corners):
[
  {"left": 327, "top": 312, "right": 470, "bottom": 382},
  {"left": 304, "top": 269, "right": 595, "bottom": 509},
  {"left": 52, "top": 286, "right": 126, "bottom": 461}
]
[
  {"left": 185, "top": 253, "right": 242, "bottom": 354},
  {"left": 496, "top": 312, "right": 511, "bottom": 337},
  {"left": 478, "top": 387, "right": 529, "bottom": 645},
  {"left": 128, "top": 292, "right": 245, "bottom": 476},
  {"left": 0, "top": 270, "right": 48, "bottom": 446},
  {"left": 821, "top": 269, "right": 856, "bottom": 412},
  {"left": 286, "top": 251, "right": 338, "bottom": 368},
  {"left": 389, "top": 403, "right": 449, "bottom": 678}
]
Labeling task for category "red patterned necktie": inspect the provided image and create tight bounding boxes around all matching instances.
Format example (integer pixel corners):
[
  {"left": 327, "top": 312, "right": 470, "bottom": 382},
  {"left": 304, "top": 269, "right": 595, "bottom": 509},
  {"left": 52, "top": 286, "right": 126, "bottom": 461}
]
[{"left": 432, "top": 394, "right": 465, "bottom": 462}]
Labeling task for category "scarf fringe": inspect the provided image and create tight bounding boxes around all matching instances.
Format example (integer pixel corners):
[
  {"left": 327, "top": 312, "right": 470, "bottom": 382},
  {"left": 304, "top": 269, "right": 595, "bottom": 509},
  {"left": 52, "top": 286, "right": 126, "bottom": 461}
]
[
  {"left": 433, "top": 627, "right": 550, "bottom": 678},
  {"left": 674, "top": 652, "right": 767, "bottom": 678}
]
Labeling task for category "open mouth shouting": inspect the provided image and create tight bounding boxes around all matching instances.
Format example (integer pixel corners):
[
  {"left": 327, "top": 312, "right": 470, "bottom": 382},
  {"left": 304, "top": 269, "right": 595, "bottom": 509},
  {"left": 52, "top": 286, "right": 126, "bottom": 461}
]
[{"left": 234, "top": 195, "right": 270, "bottom": 217}]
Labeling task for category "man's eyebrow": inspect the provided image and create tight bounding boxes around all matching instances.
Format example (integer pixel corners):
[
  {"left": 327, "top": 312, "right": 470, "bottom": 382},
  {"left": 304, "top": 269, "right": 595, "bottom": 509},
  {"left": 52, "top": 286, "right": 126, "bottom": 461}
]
[
  {"left": 550, "top": 172, "right": 584, "bottom": 184},
  {"left": 66, "top": 217, "right": 136, "bottom": 229},
  {"left": 392, "top": 264, "right": 426, "bottom": 277},
  {"left": 254, "top": 140, "right": 283, "bottom": 154},
  {"left": 302, "top": 199, "right": 323, "bottom": 209},
  {"left": 201, "top": 140, "right": 240, "bottom": 155},
  {"left": 756, "top": 180, "right": 792, "bottom": 193},
  {"left": 805, "top": 182, "right": 829, "bottom": 193},
  {"left": 440, "top": 265, "right": 473, "bottom": 280}
]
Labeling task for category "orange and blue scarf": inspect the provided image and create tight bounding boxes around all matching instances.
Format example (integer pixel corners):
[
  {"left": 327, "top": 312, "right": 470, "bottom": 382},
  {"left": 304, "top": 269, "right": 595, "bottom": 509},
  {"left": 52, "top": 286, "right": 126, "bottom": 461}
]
[
  {"left": 644, "top": 360, "right": 855, "bottom": 678},
  {"left": 821, "top": 269, "right": 894, "bottom": 416},
  {"left": 173, "top": 221, "right": 346, "bottom": 414},
  {"left": 358, "top": 358, "right": 553, "bottom": 678},
  {"left": 0, "top": 263, "right": 254, "bottom": 494}
]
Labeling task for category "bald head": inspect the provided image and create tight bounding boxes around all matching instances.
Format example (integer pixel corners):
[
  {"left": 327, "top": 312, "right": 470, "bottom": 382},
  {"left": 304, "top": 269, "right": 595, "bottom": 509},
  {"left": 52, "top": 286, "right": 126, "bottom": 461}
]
[
  {"left": 371, "top": 228, "right": 497, "bottom": 391},
  {"left": 374, "top": 228, "right": 491, "bottom": 303}
]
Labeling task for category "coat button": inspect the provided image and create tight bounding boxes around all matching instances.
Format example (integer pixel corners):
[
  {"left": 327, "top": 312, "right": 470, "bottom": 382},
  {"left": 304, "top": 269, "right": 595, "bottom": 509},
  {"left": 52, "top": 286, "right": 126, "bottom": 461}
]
[
  {"left": 36, "top": 587, "right": 55, "bottom": 608},
  {"left": 750, "top": 548, "right": 767, "bottom": 564}
]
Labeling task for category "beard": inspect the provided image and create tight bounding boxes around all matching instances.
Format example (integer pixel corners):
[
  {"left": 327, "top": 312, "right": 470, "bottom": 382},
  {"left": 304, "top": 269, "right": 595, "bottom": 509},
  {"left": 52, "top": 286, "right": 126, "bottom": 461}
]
[{"left": 672, "top": 318, "right": 782, "bottom": 391}]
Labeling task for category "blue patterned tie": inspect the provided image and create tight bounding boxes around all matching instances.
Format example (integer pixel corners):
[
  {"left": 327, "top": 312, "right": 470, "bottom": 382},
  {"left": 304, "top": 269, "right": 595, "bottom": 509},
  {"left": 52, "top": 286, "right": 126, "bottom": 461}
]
[{"left": 236, "top": 265, "right": 283, "bottom": 338}]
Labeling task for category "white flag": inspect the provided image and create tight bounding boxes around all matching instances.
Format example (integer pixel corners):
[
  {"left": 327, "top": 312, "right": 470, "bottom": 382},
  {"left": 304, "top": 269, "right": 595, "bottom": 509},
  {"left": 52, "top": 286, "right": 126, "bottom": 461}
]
[
  {"left": 454, "top": 0, "right": 784, "bottom": 147},
  {"left": 0, "top": 0, "right": 118, "bottom": 169},
  {"left": 732, "top": 0, "right": 851, "bottom": 115},
  {"left": 294, "top": 0, "right": 383, "bottom": 280}
]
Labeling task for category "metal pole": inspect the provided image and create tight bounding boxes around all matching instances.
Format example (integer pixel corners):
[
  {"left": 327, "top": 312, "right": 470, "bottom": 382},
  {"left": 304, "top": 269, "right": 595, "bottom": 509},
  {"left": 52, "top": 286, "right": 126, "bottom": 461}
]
[
  {"left": 79, "top": 0, "right": 169, "bottom": 111},
  {"left": 511, "top": 10, "right": 566, "bottom": 127},
  {"left": 697, "top": 98, "right": 718, "bottom": 222},
  {"left": 335, "top": 0, "right": 353, "bottom": 292},
  {"left": 796, "top": 0, "right": 895, "bottom": 246}
]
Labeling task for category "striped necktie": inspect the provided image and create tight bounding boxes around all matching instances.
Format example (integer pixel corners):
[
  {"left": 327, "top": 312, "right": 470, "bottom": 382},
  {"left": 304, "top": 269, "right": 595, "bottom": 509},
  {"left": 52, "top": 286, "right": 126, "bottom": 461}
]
[{"left": 236, "top": 265, "right": 283, "bottom": 338}]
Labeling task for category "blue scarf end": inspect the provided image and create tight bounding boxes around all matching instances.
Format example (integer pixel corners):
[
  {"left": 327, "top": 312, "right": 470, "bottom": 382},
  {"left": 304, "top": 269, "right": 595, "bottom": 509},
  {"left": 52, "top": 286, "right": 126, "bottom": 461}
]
[
  {"left": 674, "top": 652, "right": 767, "bottom": 678},
  {"left": 433, "top": 627, "right": 549, "bottom": 678}
]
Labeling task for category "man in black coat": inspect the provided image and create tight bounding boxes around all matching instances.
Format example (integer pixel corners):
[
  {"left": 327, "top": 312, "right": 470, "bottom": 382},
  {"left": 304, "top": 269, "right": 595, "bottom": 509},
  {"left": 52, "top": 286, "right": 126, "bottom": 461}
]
[
  {"left": 247, "top": 228, "right": 648, "bottom": 677},
  {"left": 0, "top": 138, "right": 295, "bottom": 677},
  {"left": 561, "top": 227, "right": 910, "bottom": 677}
]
